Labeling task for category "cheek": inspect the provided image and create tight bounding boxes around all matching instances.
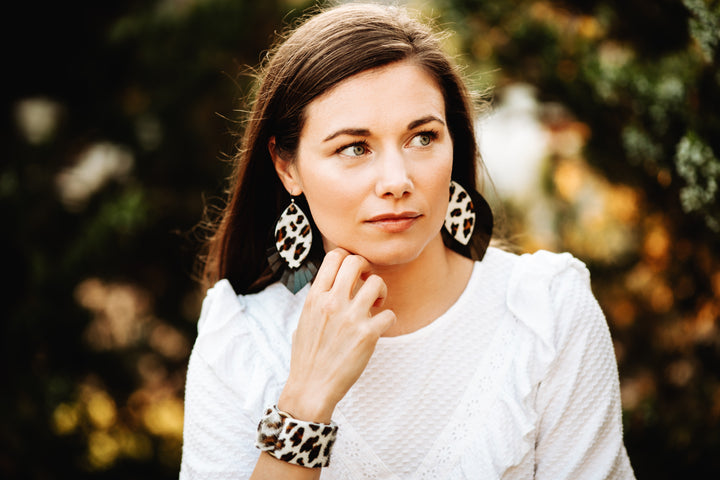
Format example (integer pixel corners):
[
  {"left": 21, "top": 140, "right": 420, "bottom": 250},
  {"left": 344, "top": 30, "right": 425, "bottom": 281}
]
[
  {"left": 426, "top": 150, "right": 453, "bottom": 210},
  {"left": 430, "top": 179, "right": 452, "bottom": 227},
  {"left": 301, "top": 174, "right": 360, "bottom": 233}
]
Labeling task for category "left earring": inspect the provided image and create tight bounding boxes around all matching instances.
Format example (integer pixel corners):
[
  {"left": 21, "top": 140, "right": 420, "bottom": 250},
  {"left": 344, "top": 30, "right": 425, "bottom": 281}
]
[
  {"left": 266, "top": 197, "right": 320, "bottom": 294},
  {"left": 442, "top": 180, "right": 494, "bottom": 261}
]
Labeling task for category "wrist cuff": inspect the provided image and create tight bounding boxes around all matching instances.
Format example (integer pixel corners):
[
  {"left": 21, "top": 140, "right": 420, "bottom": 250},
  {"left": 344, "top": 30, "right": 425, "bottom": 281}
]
[{"left": 255, "top": 405, "right": 338, "bottom": 468}]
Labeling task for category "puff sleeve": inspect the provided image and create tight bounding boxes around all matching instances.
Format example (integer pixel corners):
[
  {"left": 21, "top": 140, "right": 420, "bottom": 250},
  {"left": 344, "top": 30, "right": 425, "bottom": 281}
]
[
  {"left": 530, "top": 255, "right": 635, "bottom": 479},
  {"left": 179, "top": 280, "right": 277, "bottom": 479}
]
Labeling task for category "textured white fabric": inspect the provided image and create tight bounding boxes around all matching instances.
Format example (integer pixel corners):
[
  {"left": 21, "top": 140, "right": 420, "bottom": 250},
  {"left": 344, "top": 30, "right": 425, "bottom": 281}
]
[{"left": 180, "top": 248, "right": 635, "bottom": 479}]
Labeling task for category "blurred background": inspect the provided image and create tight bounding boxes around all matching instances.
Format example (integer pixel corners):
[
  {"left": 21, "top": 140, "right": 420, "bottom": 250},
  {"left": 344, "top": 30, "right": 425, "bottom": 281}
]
[{"left": 2, "top": 0, "right": 718, "bottom": 478}]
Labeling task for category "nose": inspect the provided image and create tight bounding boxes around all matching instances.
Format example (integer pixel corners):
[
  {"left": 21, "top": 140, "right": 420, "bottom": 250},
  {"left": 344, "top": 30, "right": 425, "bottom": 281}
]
[{"left": 375, "top": 149, "right": 413, "bottom": 199}]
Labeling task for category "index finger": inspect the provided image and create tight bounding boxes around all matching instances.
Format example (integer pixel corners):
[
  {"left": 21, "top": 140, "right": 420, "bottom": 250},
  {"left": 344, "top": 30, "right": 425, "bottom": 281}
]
[
  {"left": 311, "top": 248, "right": 350, "bottom": 292},
  {"left": 331, "top": 254, "right": 372, "bottom": 299}
]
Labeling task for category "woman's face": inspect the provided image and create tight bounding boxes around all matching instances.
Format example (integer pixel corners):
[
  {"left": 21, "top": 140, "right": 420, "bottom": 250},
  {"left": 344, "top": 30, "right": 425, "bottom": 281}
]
[{"left": 273, "top": 60, "right": 453, "bottom": 267}]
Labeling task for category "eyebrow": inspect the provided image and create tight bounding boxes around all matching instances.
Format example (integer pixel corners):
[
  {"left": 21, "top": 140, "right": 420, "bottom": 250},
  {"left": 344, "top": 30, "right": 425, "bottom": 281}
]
[
  {"left": 322, "top": 115, "right": 445, "bottom": 142},
  {"left": 407, "top": 115, "right": 445, "bottom": 131},
  {"left": 323, "top": 128, "right": 371, "bottom": 142}
]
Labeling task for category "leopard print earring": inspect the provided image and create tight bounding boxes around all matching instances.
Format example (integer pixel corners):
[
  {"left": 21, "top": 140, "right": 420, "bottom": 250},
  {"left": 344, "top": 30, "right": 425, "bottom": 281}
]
[
  {"left": 266, "top": 197, "right": 320, "bottom": 293},
  {"left": 442, "top": 180, "right": 494, "bottom": 261}
]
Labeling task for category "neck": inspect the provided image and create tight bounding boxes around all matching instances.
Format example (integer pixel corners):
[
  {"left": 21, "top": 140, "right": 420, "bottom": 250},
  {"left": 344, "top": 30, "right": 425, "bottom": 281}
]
[{"left": 370, "top": 238, "right": 474, "bottom": 337}]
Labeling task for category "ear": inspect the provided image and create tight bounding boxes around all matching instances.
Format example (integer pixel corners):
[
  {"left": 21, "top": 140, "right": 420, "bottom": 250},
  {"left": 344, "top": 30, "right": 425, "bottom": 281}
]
[{"left": 269, "top": 137, "right": 302, "bottom": 195}]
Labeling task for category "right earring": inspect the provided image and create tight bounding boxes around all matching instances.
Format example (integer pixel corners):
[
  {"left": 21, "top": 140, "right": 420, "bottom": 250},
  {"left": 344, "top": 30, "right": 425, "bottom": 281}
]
[
  {"left": 266, "top": 196, "right": 321, "bottom": 294},
  {"left": 442, "top": 180, "right": 494, "bottom": 261}
]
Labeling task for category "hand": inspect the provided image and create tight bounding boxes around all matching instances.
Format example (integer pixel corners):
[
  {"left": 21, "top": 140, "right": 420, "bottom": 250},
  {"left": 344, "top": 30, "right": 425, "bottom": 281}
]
[{"left": 278, "top": 248, "right": 396, "bottom": 423}]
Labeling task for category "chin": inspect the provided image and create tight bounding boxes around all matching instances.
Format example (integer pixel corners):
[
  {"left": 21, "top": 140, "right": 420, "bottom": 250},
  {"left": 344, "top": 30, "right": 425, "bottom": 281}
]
[
  {"left": 365, "top": 252, "right": 421, "bottom": 268},
  {"left": 325, "top": 229, "right": 444, "bottom": 267},
  {"left": 349, "top": 240, "right": 428, "bottom": 267}
]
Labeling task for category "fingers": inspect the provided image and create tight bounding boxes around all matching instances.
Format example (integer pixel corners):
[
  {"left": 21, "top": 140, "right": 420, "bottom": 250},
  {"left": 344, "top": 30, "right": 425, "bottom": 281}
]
[
  {"left": 310, "top": 248, "right": 393, "bottom": 336},
  {"left": 332, "top": 255, "right": 371, "bottom": 298},
  {"left": 351, "top": 274, "right": 394, "bottom": 339},
  {"left": 353, "top": 274, "right": 387, "bottom": 310},
  {"left": 312, "top": 248, "right": 350, "bottom": 291},
  {"left": 313, "top": 248, "right": 371, "bottom": 298}
]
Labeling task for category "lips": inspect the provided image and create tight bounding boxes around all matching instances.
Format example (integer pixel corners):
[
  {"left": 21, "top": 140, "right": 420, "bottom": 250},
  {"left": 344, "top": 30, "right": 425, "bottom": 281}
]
[
  {"left": 367, "top": 211, "right": 420, "bottom": 222},
  {"left": 365, "top": 212, "right": 421, "bottom": 233}
]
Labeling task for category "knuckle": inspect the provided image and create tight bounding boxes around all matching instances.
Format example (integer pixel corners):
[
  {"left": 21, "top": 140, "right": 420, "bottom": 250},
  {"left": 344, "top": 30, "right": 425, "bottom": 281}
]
[
  {"left": 324, "top": 249, "right": 345, "bottom": 263},
  {"left": 319, "top": 294, "right": 342, "bottom": 316},
  {"left": 377, "top": 310, "right": 396, "bottom": 329},
  {"left": 365, "top": 274, "right": 385, "bottom": 289},
  {"left": 344, "top": 254, "right": 368, "bottom": 270},
  {"left": 356, "top": 322, "right": 377, "bottom": 341}
]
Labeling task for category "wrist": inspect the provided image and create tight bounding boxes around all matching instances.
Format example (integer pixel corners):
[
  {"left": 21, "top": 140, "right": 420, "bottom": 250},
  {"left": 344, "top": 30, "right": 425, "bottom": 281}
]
[{"left": 278, "top": 383, "right": 336, "bottom": 424}]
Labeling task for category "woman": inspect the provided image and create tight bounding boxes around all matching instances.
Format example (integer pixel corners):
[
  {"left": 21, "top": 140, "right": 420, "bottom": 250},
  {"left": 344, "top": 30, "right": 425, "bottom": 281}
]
[{"left": 180, "top": 3, "right": 635, "bottom": 479}]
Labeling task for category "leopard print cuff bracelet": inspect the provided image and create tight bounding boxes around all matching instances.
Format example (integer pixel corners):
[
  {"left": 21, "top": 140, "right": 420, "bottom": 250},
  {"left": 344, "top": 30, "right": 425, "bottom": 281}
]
[{"left": 255, "top": 405, "right": 339, "bottom": 468}]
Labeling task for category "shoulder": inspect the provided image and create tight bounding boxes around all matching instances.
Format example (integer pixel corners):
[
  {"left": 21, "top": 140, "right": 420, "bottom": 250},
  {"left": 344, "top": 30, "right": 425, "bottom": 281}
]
[
  {"left": 496, "top": 248, "right": 602, "bottom": 364},
  {"left": 485, "top": 247, "right": 589, "bottom": 284},
  {"left": 196, "top": 279, "right": 306, "bottom": 340},
  {"left": 506, "top": 248, "right": 592, "bottom": 308},
  {"left": 189, "top": 280, "right": 307, "bottom": 396},
  {"left": 481, "top": 247, "right": 591, "bottom": 301}
]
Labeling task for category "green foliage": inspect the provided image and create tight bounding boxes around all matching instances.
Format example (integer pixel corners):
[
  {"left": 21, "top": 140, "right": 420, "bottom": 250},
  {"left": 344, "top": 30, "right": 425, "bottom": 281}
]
[
  {"left": 675, "top": 132, "right": 720, "bottom": 230},
  {"left": 684, "top": 0, "right": 720, "bottom": 60}
]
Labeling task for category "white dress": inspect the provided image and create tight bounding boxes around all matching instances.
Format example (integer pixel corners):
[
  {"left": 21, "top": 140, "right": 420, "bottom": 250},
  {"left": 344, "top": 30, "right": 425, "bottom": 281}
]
[{"left": 180, "top": 248, "right": 636, "bottom": 479}]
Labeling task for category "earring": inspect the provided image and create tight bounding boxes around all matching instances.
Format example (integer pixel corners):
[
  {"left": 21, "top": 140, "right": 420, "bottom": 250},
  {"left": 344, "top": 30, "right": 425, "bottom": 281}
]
[
  {"left": 442, "top": 180, "right": 493, "bottom": 261},
  {"left": 266, "top": 197, "right": 320, "bottom": 294}
]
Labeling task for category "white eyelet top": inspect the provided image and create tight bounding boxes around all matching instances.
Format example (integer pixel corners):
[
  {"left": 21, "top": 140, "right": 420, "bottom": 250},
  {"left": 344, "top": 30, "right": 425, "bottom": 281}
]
[{"left": 180, "top": 248, "right": 635, "bottom": 479}]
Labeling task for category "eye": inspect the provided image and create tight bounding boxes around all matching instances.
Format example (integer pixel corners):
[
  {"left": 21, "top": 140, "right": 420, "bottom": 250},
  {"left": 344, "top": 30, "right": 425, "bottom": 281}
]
[
  {"left": 338, "top": 142, "right": 369, "bottom": 157},
  {"left": 408, "top": 131, "right": 438, "bottom": 148}
]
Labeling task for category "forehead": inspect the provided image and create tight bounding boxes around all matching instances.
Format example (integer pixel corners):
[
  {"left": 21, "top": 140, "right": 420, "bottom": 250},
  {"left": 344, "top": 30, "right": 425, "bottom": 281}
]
[{"left": 302, "top": 61, "right": 446, "bottom": 137}]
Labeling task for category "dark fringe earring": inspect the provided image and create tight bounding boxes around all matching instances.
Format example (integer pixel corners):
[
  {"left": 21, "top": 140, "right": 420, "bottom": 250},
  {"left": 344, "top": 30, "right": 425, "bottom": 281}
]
[
  {"left": 266, "top": 197, "right": 321, "bottom": 293},
  {"left": 442, "top": 180, "right": 494, "bottom": 261}
]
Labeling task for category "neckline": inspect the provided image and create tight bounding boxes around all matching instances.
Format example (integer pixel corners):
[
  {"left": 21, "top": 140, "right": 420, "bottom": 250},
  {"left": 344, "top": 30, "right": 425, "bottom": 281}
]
[{"left": 376, "top": 257, "right": 484, "bottom": 345}]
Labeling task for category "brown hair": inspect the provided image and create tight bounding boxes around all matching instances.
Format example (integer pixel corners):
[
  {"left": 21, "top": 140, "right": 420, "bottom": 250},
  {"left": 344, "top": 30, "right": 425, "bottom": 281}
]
[{"left": 200, "top": 2, "right": 486, "bottom": 294}]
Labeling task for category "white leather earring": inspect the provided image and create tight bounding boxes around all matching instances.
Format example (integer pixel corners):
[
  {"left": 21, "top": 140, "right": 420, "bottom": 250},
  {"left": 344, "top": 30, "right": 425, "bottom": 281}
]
[
  {"left": 444, "top": 181, "right": 476, "bottom": 246},
  {"left": 266, "top": 197, "right": 319, "bottom": 293}
]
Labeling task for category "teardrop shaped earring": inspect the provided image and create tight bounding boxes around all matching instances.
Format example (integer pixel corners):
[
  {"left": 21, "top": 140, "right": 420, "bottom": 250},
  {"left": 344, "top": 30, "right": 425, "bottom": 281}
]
[
  {"left": 266, "top": 197, "right": 320, "bottom": 293},
  {"left": 444, "top": 181, "right": 476, "bottom": 245},
  {"left": 442, "top": 180, "right": 494, "bottom": 261}
]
